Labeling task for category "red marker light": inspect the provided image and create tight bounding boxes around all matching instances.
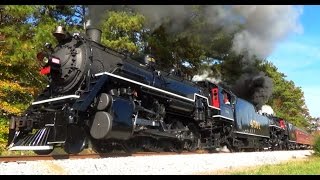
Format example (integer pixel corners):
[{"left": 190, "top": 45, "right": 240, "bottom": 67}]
[{"left": 40, "top": 66, "right": 51, "bottom": 75}]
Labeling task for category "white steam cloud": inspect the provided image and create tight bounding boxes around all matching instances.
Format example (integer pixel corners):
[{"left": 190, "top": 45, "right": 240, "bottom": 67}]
[
  {"left": 260, "top": 105, "right": 275, "bottom": 116},
  {"left": 231, "top": 5, "right": 303, "bottom": 58},
  {"left": 192, "top": 70, "right": 221, "bottom": 84}
]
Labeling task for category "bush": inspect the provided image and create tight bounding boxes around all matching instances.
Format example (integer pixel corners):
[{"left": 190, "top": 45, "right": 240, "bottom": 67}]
[
  {"left": 0, "top": 117, "right": 9, "bottom": 155},
  {"left": 313, "top": 135, "right": 320, "bottom": 156}
]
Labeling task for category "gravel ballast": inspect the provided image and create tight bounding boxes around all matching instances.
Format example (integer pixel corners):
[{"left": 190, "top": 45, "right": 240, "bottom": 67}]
[{"left": 0, "top": 150, "right": 313, "bottom": 175}]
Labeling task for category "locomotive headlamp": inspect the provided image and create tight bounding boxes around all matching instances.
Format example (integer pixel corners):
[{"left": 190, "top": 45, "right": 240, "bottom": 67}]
[
  {"left": 37, "top": 52, "right": 49, "bottom": 67},
  {"left": 36, "top": 52, "right": 46, "bottom": 67},
  {"left": 43, "top": 56, "right": 49, "bottom": 64}
]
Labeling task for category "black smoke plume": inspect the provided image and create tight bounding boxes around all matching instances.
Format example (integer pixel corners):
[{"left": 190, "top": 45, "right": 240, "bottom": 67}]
[{"left": 232, "top": 71, "right": 273, "bottom": 110}]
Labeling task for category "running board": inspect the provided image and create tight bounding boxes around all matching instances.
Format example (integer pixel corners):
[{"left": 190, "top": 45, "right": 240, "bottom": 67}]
[
  {"left": 9, "top": 127, "right": 54, "bottom": 151},
  {"left": 9, "top": 146, "right": 53, "bottom": 151},
  {"left": 212, "top": 115, "right": 234, "bottom": 121},
  {"left": 32, "top": 95, "right": 80, "bottom": 105}
]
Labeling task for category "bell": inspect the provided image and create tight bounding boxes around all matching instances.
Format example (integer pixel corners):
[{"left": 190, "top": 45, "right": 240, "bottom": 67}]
[
  {"left": 53, "top": 25, "right": 67, "bottom": 41},
  {"left": 53, "top": 25, "right": 66, "bottom": 36}
]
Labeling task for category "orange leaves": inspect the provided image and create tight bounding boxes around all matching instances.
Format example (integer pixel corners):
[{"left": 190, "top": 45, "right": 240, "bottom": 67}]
[
  {"left": 0, "top": 80, "right": 36, "bottom": 115},
  {"left": 0, "top": 101, "right": 22, "bottom": 115},
  {"left": 0, "top": 80, "right": 26, "bottom": 94},
  {"left": 0, "top": 80, "right": 37, "bottom": 99}
]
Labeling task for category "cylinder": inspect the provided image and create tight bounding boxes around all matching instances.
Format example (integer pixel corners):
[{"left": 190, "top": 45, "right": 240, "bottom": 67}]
[{"left": 86, "top": 27, "right": 102, "bottom": 44}]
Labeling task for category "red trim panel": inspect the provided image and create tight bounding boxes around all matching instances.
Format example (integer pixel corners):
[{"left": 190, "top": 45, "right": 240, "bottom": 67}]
[{"left": 211, "top": 87, "right": 220, "bottom": 108}]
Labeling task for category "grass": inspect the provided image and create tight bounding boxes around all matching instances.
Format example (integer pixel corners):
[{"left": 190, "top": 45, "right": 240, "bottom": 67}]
[{"left": 201, "top": 156, "right": 320, "bottom": 175}]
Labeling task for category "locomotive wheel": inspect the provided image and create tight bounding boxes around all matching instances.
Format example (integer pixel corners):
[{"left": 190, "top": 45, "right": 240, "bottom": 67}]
[
  {"left": 169, "top": 141, "right": 184, "bottom": 153},
  {"left": 167, "top": 120, "right": 187, "bottom": 153},
  {"left": 64, "top": 125, "right": 87, "bottom": 154},
  {"left": 184, "top": 123, "right": 200, "bottom": 152},
  {"left": 122, "top": 140, "right": 144, "bottom": 153}
]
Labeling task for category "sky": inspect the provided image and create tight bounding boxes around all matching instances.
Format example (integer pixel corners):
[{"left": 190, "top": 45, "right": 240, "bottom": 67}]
[{"left": 268, "top": 5, "right": 320, "bottom": 118}]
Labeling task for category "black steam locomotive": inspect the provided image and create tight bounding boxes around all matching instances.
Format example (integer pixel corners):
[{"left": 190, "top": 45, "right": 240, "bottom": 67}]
[{"left": 7, "top": 26, "right": 310, "bottom": 154}]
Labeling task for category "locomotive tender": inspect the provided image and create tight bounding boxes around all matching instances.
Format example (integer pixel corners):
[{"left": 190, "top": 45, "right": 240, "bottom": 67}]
[{"left": 7, "top": 26, "right": 312, "bottom": 154}]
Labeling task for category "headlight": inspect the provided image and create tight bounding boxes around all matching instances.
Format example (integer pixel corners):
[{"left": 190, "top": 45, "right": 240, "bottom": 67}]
[{"left": 36, "top": 52, "right": 48, "bottom": 67}]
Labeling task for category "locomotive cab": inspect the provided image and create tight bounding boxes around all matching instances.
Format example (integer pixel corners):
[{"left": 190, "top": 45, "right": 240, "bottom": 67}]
[
  {"left": 215, "top": 88, "right": 236, "bottom": 121},
  {"left": 195, "top": 81, "right": 236, "bottom": 122}
]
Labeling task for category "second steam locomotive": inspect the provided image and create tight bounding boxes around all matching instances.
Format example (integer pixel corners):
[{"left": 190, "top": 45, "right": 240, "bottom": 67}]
[{"left": 7, "top": 26, "right": 313, "bottom": 154}]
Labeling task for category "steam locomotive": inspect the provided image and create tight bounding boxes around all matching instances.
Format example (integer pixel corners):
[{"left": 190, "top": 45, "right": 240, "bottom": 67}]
[{"left": 7, "top": 26, "right": 313, "bottom": 154}]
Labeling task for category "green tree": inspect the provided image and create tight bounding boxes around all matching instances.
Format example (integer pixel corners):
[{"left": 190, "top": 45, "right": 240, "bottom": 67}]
[
  {"left": 261, "top": 61, "right": 310, "bottom": 128},
  {"left": 0, "top": 5, "right": 41, "bottom": 115},
  {"left": 100, "top": 10, "right": 145, "bottom": 53}
]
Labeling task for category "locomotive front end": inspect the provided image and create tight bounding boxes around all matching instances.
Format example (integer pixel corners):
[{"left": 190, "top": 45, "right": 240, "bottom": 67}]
[
  {"left": 7, "top": 26, "right": 98, "bottom": 154},
  {"left": 7, "top": 24, "right": 128, "bottom": 154},
  {"left": 41, "top": 26, "right": 91, "bottom": 94}
]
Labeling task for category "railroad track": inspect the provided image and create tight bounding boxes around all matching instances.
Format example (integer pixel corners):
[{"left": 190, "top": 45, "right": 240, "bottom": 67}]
[{"left": 0, "top": 150, "right": 209, "bottom": 163}]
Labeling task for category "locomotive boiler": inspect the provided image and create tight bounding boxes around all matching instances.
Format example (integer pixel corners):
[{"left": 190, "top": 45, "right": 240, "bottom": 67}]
[{"left": 7, "top": 25, "right": 312, "bottom": 154}]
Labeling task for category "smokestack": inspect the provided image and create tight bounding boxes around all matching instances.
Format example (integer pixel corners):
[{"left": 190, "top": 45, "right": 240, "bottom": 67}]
[{"left": 86, "top": 27, "right": 102, "bottom": 44}]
